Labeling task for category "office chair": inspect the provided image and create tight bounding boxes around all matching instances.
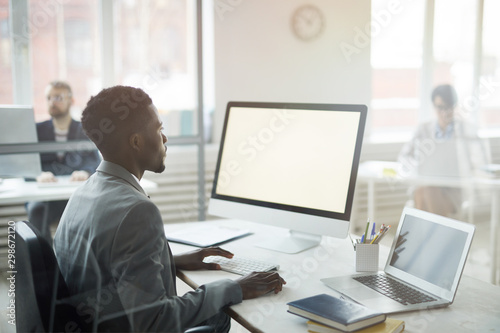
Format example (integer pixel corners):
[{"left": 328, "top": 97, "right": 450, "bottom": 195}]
[{"left": 15, "top": 220, "right": 88, "bottom": 332}]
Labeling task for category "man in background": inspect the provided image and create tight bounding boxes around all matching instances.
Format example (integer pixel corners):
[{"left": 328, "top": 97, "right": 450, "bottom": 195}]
[{"left": 26, "top": 81, "right": 100, "bottom": 244}]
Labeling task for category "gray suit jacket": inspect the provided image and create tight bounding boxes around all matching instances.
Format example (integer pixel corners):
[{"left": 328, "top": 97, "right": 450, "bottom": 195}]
[{"left": 54, "top": 161, "right": 242, "bottom": 332}]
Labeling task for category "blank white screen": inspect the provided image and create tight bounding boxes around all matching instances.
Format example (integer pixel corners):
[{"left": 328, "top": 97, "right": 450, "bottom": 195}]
[{"left": 215, "top": 107, "right": 361, "bottom": 213}]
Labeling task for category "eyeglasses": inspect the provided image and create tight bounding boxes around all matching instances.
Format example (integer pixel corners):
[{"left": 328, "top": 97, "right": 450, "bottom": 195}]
[
  {"left": 434, "top": 104, "right": 453, "bottom": 112},
  {"left": 47, "top": 94, "right": 71, "bottom": 102}
]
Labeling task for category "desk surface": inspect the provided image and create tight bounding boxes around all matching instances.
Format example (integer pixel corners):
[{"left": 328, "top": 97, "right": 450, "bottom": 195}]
[
  {"left": 358, "top": 160, "right": 500, "bottom": 187},
  {"left": 166, "top": 219, "right": 500, "bottom": 333},
  {"left": 0, "top": 177, "right": 157, "bottom": 205}
]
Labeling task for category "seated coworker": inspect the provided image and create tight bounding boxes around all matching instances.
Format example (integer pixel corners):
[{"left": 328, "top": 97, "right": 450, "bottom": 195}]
[
  {"left": 26, "top": 81, "right": 100, "bottom": 245},
  {"left": 54, "top": 85, "right": 285, "bottom": 332},
  {"left": 398, "top": 84, "right": 489, "bottom": 217}
]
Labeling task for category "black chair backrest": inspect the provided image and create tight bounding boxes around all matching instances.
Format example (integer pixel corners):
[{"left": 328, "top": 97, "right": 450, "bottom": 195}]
[{"left": 15, "top": 221, "right": 87, "bottom": 332}]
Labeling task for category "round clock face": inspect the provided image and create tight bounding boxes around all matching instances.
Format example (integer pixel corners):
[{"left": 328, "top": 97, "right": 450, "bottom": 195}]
[{"left": 291, "top": 5, "right": 325, "bottom": 41}]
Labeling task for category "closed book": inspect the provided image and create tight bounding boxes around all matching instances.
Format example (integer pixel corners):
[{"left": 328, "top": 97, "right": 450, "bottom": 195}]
[
  {"left": 287, "top": 294, "right": 386, "bottom": 332},
  {"left": 307, "top": 317, "right": 405, "bottom": 333}
]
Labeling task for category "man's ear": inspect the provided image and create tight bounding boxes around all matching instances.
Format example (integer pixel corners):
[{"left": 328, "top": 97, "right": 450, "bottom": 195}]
[{"left": 129, "top": 132, "right": 143, "bottom": 152}]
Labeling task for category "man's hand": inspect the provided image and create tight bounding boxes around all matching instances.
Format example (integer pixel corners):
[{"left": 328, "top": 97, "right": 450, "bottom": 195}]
[
  {"left": 37, "top": 171, "right": 57, "bottom": 183},
  {"left": 70, "top": 170, "right": 90, "bottom": 181},
  {"left": 174, "top": 246, "right": 234, "bottom": 271},
  {"left": 236, "top": 271, "right": 286, "bottom": 299}
]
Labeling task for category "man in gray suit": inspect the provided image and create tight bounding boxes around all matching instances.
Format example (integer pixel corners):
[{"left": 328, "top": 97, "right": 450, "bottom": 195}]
[{"left": 54, "top": 85, "right": 285, "bottom": 332}]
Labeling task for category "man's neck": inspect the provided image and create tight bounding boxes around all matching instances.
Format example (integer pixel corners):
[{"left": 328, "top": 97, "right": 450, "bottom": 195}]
[
  {"left": 52, "top": 113, "right": 72, "bottom": 131},
  {"left": 103, "top": 156, "right": 144, "bottom": 180}
]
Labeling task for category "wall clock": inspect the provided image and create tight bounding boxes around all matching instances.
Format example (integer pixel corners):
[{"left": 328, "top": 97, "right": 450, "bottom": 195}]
[{"left": 291, "top": 4, "right": 325, "bottom": 41}]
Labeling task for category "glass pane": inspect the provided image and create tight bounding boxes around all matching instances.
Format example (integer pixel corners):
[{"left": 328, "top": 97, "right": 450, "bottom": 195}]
[
  {"left": 371, "top": 0, "right": 425, "bottom": 135},
  {"left": 479, "top": 0, "right": 500, "bottom": 130},
  {"left": 113, "top": 0, "right": 197, "bottom": 138},
  {"left": 28, "top": 0, "right": 101, "bottom": 121},
  {"left": 433, "top": 0, "right": 477, "bottom": 108},
  {"left": 0, "top": 0, "right": 13, "bottom": 104}
]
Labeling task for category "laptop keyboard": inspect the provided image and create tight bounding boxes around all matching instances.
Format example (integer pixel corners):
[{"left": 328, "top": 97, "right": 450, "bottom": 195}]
[{"left": 353, "top": 274, "right": 437, "bottom": 305}]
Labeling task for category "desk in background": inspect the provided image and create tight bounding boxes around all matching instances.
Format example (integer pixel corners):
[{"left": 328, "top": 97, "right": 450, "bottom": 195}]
[
  {"left": 166, "top": 219, "right": 500, "bottom": 333},
  {"left": 357, "top": 161, "right": 500, "bottom": 285},
  {"left": 0, "top": 177, "right": 157, "bottom": 270},
  {"left": 0, "top": 177, "right": 157, "bottom": 205}
]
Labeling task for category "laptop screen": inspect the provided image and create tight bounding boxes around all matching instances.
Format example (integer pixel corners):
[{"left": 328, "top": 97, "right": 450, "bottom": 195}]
[{"left": 388, "top": 213, "right": 469, "bottom": 291}]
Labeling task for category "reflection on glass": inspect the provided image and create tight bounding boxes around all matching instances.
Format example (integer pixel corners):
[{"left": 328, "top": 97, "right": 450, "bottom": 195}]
[
  {"left": 433, "top": 0, "right": 476, "bottom": 100},
  {"left": 390, "top": 215, "right": 468, "bottom": 291}
]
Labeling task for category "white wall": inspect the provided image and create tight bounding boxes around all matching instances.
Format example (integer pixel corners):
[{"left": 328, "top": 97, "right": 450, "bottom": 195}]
[{"left": 212, "top": 0, "right": 372, "bottom": 140}]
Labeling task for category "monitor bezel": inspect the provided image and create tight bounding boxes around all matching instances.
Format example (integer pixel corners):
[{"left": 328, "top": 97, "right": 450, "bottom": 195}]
[{"left": 211, "top": 101, "right": 367, "bottom": 222}]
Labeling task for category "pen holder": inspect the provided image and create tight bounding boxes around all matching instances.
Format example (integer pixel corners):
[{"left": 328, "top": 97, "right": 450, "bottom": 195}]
[{"left": 355, "top": 243, "right": 379, "bottom": 272}]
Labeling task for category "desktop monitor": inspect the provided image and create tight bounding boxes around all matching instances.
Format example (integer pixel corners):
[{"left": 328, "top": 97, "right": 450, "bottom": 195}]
[
  {"left": 0, "top": 105, "right": 42, "bottom": 178},
  {"left": 208, "top": 101, "right": 367, "bottom": 253}
]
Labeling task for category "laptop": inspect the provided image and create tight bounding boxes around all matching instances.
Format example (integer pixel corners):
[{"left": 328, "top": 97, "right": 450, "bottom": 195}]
[
  {"left": 417, "top": 139, "right": 461, "bottom": 178},
  {"left": 321, "top": 207, "right": 475, "bottom": 314},
  {"left": 0, "top": 105, "right": 42, "bottom": 178}
]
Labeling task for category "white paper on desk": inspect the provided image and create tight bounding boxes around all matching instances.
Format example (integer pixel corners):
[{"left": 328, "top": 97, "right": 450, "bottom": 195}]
[{"left": 166, "top": 225, "right": 252, "bottom": 247}]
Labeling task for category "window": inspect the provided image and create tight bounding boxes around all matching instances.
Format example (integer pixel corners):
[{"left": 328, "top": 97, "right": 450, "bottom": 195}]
[
  {"left": 433, "top": 0, "right": 477, "bottom": 117},
  {"left": 370, "top": 0, "right": 425, "bottom": 135},
  {"left": 371, "top": 0, "right": 500, "bottom": 138},
  {"left": 113, "top": 0, "right": 197, "bottom": 138},
  {"left": 27, "top": 0, "right": 100, "bottom": 121},
  {"left": 479, "top": 0, "right": 500, "bottom": 131},
  {"left": 5, "top": 0, "right": 199, "bottom": 136},
  {"left": 0, "top": 0, "right": 13, "bottom": 104}
]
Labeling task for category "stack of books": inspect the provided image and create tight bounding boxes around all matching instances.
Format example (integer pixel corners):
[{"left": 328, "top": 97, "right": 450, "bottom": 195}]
[{"left": 287, "top": 294, "right": 405, "bottom": 333}]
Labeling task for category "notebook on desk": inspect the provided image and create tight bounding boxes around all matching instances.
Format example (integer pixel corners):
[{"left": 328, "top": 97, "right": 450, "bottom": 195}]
[
  {"left": 165, "top": 222, "right": 252, "bottom": 247},
  {"left": 322, "top": 207, "right": 475, "bottom": 314}
]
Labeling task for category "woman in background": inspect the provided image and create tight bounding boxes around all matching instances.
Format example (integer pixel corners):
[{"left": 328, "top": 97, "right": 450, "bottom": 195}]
[{"left": 398, "top": 84, "right": 489, "bottom": 217}]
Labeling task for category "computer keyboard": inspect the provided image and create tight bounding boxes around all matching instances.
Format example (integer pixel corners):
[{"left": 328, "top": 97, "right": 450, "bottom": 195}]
[
  {"left": 203, "top": 256, "right": 279, "bottom": 276},
  {"left": 353, "top": 274, "right": 437, "bottom": 305},
  {"left": 36, "top": 175, "right": 84, "bottom": 188}
]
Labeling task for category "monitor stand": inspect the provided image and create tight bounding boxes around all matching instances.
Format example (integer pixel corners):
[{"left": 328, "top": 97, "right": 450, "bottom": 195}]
[{"left": 255, "top": 230, "right": 322, "bottom": 254}]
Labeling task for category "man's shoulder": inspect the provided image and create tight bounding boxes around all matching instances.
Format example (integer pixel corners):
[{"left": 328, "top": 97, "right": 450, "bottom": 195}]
[
  {"left": 36, "top": 119, "right": 53, "bottom": 131},
  {"left": 69, "top": 119, "right": 91, "bottom": 140},
  {"left": 70, "top": 118, "right": 82, "bottom": 126},
  {"left": 68, "top": 175, "right": 159, "bottom": 223},
  {"left": 82, "top": 173, "right": 154, "bottom": 206},
  {"left": 36, "top": 120, "right": 54, "bottom": 140}
]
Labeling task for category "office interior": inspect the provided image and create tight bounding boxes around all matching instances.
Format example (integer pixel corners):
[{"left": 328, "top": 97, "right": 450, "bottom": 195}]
[{"left": 1, "top": 0, "right": 500, "bottom": 331}]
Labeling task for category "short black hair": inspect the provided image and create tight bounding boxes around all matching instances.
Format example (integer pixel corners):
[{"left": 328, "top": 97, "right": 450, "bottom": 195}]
[
  {"left": 81, "top": 85, "right": 153, "bottom": 154},
  {"left": 431, "top": 84, "right": 458, "bottom": 108}
]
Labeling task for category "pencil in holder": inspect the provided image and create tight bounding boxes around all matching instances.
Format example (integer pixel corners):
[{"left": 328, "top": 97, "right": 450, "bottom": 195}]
[{"left": 355, "top": 243, "right": 379, "bottom": 272}]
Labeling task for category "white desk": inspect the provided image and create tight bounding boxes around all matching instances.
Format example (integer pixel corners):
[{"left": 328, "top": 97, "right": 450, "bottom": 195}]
[
  {"left": 0, "top": 177, "right": 157, "bottom": 205},
  {"left": 357, "top": 161, "right": 500, "bottom": 285},
  {"left": 166, "top": 220, "right": 500, "bottom": 333}
]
